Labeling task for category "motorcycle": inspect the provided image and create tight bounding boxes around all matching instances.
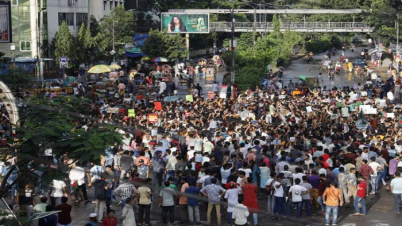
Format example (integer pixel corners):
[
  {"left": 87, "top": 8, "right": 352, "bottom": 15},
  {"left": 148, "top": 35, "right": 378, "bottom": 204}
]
[{"left": 351, "top": 45, "right": 355, "bottom": 52}]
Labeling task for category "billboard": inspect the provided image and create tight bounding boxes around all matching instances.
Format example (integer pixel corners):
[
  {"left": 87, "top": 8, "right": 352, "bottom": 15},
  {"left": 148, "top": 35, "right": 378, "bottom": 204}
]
[
  {"left": 161, "top": 13, "right": 209, "bottom": 33},
  {"left": 0, "top": 1, "right": 11, "bottom": 43}
]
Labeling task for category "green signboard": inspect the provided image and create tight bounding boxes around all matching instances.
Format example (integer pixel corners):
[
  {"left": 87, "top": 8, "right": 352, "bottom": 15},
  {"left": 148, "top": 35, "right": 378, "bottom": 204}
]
[{"left": 161, "top": 13, "right": 209, "bottom": 34}]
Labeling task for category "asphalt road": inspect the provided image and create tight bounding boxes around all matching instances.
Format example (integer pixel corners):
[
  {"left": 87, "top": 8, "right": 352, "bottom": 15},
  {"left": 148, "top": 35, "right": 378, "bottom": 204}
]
[{"left": 30, "top": 47, "right": 397, "bottom": 226}]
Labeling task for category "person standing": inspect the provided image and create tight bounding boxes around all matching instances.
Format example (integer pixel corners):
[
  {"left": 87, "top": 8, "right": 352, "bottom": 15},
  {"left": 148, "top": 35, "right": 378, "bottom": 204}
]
[
  {"left": 49, "top": 179, "right": 67, "bottom": 210},
  {"left": 224, "top": 182, "right": 241, "bottom": 225},
  {"left": 186, "top": 182, "right": 201, "bottom": 225},
  {"left": 159, "top": 181, "right": 176, "bottom": 226},
  {"left": 390, "top": 171, "right": 402, "bottom": 214},
  {"left": 201, "top": 178, "right": 226, "bottom": 226},
  {"left": 69, "top": 163, "right": 89, "bottom": 203},
  {"left": 346, "top": 168, "right": 357, "bottom": 204},
  {"left": 113, "top": 177, "right": 137, "bottom": 209},
  {"left": 137, "top": 178, "right": 152, "bottom": 226},
  {"left": 300, "top": 176, "right": 313, "bottom": 218},
  {"left": 56, "top": 197, "right": 72, "bottom": 226},
  {"left": 273, "top": 173, "right": 285, "bottom": 218},
  {"left": 352, "top": 176, "right": 367, "bottom": 216},
  {"left": 287, "top": 178, "right": 308, "bottom": 219},
  {"left": 179, "top": 178, "right": 189, "bottom": 224},
  {"left": 359, "top": 160, "right": 374, "bottom": 196},
  {"left": 152, "top": 151, "right": 165, "bottom": 187},
  {"left": 121, "top": 197, "right": 136, "bottom": 226},
  {"left": 322, "top": 181, "right": 343, "bottom": 225},
  {"left": 368, "top": 156, "right": 382, "bottom": 194},
  {"left": 92, "top": 174, "right": 108, "bottom": 222},
  {"left": 243, "top": 177, "right": 260, "bottom": 225},
  {"left": 232, "top": 197, "right": 249, "bottom": 226}
]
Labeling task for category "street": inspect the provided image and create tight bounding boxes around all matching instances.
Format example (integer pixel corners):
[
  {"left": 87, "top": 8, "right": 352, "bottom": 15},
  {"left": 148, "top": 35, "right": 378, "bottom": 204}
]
[{"left": 60, "top": 47, "right": 398, "bottom": 226}]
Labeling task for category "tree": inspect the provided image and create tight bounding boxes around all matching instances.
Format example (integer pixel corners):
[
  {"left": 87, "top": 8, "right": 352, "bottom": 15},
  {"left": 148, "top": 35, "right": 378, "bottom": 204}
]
[
  {"left": 0, "top": 95, "right": 122, "bottom": 201},
  {"left": 89, "top": 15, "right": 100, "bottom": 37},
  {"left": 76, "top": 23, "right": 97, "bottom": 65},
  {"left": 53, "top": 22, "right": 77, "bottom": 67},
  {"left": 142, "top": 29, "right": 187, "bottom": 60},
  {"left": 97, "top": 6, "right": 135, "bottom": 58},
  {"left": 0, "top": 67, "right": 33, "bottom": 89}
]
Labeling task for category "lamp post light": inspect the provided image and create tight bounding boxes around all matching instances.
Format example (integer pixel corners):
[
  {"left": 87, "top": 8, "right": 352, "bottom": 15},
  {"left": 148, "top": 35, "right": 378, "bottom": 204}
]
[{"left": 10, "top": 44, "right": 15, "bottom": 67}]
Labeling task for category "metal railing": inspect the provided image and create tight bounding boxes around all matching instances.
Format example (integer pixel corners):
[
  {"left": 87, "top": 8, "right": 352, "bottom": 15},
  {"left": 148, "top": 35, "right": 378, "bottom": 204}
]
[{"left": 210, "top": 22, "right": 373, "bottom": 32}]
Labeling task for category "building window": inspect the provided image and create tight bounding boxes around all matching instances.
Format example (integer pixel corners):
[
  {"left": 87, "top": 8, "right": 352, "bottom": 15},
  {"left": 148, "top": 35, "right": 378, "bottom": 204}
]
[
  {"left": 110, "top": 1, "right": 113, "bottom": 10},
  {"left": 20, "top": 41, "right": 31, "bottom": 51},
  {"left": 58, "top": 13, "right": 74, "bottom": 26},
  {"left": 104, "top": 1, "right": 107, "bottom": 10},
  {"left": 76, "top": 13, "right": 88, "bottom": 27},
  {"left": 20, "top": 6, "right": 30, "bottom": 20},
  {"left": 11, "top": 0, "right": 18, "bottom": 6},
  {"left": 115, "top": 1, "right": 118, "bottom": 8}
]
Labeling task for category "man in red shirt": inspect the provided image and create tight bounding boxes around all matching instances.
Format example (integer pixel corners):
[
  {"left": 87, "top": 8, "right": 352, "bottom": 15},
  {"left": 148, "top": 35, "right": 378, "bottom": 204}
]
[
  {"left": 353, "top": 176, "right": 367, "bottom": 216},
  {"left": 102, "top": 210, "right": 118, "bottom": 226},
  {"left": 359, "top": 160, "right": 374, "bottom": 196}
]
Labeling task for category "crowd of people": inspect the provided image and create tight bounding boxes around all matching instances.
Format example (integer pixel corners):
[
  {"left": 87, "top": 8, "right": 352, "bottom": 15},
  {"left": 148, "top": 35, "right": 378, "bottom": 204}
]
[{"left": 3, "top": 50, "right": 402, "bottom": 226}]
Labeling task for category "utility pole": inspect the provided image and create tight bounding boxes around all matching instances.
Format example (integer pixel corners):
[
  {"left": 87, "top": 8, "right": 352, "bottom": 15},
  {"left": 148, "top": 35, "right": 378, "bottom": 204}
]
[
  {"left": 39, "top": 0, "right": 44, "bottom": 84},
  {"left": 397, "top": 13, "right": 400, "bottom": 56},
  {"left": 397, "top": 13, "right": 400, "bottom": 72},
  {"left": 231, "top": 9, "right": 235, "bottom": 83},
  {"left": 253, "top": 7, "right": 256, "bottom": 56}
]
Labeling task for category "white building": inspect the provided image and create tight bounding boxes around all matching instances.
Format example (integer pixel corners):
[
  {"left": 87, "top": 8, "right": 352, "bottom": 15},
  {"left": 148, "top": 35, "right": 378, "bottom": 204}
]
[{"left": 47, "top": 0, "right": 124, "bottom": 43}]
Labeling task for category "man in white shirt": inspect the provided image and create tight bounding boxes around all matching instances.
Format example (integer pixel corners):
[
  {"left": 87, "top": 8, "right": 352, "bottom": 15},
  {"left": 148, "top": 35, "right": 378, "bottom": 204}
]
[
  {"left": 232, "top": 197, "right": 249, "bottom": 225},
  {"left": 368, "top": 156, "right": 382, "bottom": 194},
  {"left": 203, "top": 139, "right": 214, "bottom": 154},
  {"left": 390, "top": 172, "right": 402, "bottom": 214},
  {"left": 50, "top": 179, "right": 67, "bottom": 209},
  {"left": 287, "top": 178, "right": 308, "bottom": 219},
  {"left": 69, "top": 163, "right": 89, "bottom": 203},
  {"left": 273, "top": 173, "right": 285, "bottom": 216}
]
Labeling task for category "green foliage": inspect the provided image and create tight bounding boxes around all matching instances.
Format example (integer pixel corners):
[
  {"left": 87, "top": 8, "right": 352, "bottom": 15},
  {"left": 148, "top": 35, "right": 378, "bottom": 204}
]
[
  {"left": 304, "top": 34, "right": 342, "bottom": 53},
  {"left": 271, "top": 14, "right": 281, "bottom": 39},
  {"left": 76, "top": 23, "right": 97, "bottom": 65},
  {"left": 235, "top": 67, "right": 265, "bottom": 91},
  {"left": 12, "top": 96, "right": 122, "bottom": 187},
  {"left": 89, "top": 15, "right": 100, "bottom": 37},
  {"left": 0, "top": 67, "right": 33, "bottom": 88},
  {"left": 142, "top": 29, "right": 187, "bottom": 61},
  {"left": 97, "top": 5, "right": 135, "bottom": 57},
  {"left": 0, "top": 52, "right": 11, "bottom": 64},
  {"left": 53, "top": 22, "right": 76, "bottom": 67}
]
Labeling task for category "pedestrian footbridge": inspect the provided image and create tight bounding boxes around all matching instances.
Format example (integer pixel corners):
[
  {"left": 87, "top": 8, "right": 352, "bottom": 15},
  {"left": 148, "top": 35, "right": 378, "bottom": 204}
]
[{"left": 210, "top": 22, "right": 373, "bottom": 33}]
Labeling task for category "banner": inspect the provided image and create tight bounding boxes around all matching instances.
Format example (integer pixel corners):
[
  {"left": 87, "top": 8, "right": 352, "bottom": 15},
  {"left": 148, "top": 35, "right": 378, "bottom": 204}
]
[
  {"left": 128, "top": 109, "right": 135, "bottom": 117},
  {"left": 154, "top": 102, "right": 162, "bottom": 111},
  {"left": 161, "top": 13, "right": 209, "bottom": 33},
  {"left": 0, "top": 2, "right": 11, "bottom": 43},
  {"left": 148, "top": 114, "right": 158, "bottom": 123}
]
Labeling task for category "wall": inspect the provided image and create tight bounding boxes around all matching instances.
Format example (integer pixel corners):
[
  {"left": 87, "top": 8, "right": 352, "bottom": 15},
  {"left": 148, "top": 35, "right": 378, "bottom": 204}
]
[
  {"left": 90, "top": 0, "right": 124, "bottom": 22},
  {"left": 0, "top": 0, "right": 32, "bottom": 58},
  {"left": 47, "top": 0, "right": 90, "bottom": 44}
]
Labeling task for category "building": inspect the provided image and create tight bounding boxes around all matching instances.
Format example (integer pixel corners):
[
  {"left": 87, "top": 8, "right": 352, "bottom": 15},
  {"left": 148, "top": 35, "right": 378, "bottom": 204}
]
[
  {"left": 0, "top": 0, "right": 124, "bottom": 60},
  {"left": 47, "top": 0, "right": 124, "bottom": 47},
  {"left": 0, "top": 0, "right": 36, "bottom": 59}
]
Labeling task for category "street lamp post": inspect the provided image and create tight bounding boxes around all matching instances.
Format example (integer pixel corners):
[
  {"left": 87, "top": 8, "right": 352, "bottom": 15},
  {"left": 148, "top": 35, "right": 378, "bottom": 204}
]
[{"left": 10, "top": 44, "right": 15, "bottom": 67}]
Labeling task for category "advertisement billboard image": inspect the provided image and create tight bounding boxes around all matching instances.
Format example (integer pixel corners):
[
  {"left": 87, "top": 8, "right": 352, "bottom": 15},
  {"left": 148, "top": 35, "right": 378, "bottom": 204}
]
[
  {"left": 161, "top": 13, "right": 209, "bottom": 34},
  {"left": 0, "top": 2, "right": 11, "bottom": 43}
]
